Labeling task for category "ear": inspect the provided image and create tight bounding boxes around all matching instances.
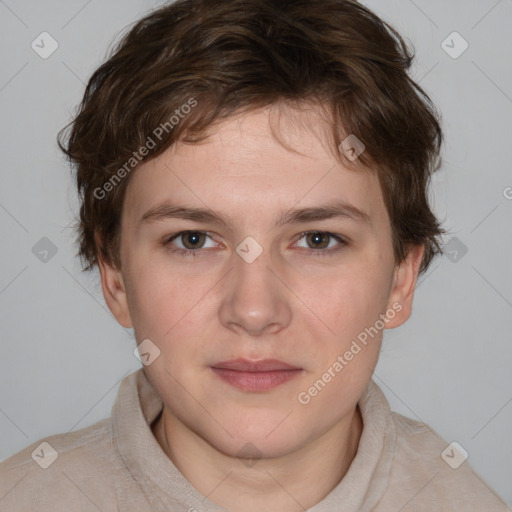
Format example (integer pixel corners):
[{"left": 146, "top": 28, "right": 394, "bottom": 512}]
[
  {"left": 384, "top": 243, "right": 424, "bottom": 329},
  {"left": 95, "top": 232, "right": 133, "bottom": 328}
]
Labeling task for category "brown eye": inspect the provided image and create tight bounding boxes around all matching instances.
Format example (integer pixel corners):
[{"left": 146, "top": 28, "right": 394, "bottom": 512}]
[
  {"left": 305, "top": 232, "right": 330, "bottom": 249},
  {"left": 164, "top": 231, "right": 218, "bottom": 257},
  {"left": 294, "top": 231, "right": 348, "bottom": 256},
  {"left": 180, "top": 231, "right": 206, "bottom": 250}
]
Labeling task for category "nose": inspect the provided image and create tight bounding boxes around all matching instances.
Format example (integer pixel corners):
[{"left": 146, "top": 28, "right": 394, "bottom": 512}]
[{"left": 218, "top": 244, "right": 292, "bottom": 337}]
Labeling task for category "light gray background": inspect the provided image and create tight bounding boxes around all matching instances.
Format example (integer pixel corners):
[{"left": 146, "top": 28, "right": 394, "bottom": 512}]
[{"left": 1, "top": 0, "right": 511, "bottom": 506}]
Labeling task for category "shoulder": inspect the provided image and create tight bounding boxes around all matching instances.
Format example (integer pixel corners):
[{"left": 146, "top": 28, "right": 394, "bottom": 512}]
[
  {"left": 378, "top": 411, "right": 510, "bottom": 511},
  {"left": 0, "top": 418, "right": 126, "bottom": 511}
]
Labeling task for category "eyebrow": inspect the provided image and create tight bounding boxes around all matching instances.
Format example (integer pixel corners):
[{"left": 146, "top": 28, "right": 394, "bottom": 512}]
[{"left": 139, "top": 199, "right": 371, "bottom": 229}]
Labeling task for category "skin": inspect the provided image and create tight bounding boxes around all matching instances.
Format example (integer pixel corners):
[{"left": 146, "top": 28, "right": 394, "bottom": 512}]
[{"left": 98, "top": 103, "right": 424, "bottom": 512}]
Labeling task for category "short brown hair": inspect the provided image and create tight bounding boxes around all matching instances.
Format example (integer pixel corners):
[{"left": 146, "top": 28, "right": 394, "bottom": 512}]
[{"left": 58, "top": 0, "right": 446, "bottom": 275}]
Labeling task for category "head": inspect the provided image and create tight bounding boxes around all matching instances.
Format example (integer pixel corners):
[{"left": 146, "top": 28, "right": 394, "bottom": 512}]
[{"left": 58, "top": 0, "right": 445, "bottom": 459}]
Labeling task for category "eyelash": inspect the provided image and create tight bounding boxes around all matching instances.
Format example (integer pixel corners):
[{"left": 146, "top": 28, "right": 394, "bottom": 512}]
[{"left": 163, "top": 231, "right": 348, "bottom": 258}]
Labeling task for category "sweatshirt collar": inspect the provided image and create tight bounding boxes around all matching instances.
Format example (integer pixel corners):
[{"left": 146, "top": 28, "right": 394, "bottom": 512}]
[{"left": 112, "top": 368, "right": 396, "bottom": 512}]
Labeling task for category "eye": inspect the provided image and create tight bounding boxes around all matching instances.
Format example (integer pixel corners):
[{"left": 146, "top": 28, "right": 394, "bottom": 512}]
[
  {"left": 294, "top": 231, "right": 347, "bottom": 255},
  {"left": 164, "top": 231, "right": 218, "bottom": 257}
]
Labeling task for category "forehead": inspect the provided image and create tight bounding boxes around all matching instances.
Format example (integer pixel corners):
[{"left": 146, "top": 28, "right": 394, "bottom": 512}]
[{"left": 123, "top": 105, "right": 388, "bottom": 232}]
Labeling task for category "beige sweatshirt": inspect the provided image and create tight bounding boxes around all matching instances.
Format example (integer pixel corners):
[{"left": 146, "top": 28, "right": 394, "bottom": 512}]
[{"left": 0, "top": 369, "right": 509, "bottom": 511}]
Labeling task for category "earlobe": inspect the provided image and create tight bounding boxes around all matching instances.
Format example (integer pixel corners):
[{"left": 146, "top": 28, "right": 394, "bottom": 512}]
[
  {"left": 385, "top": 244, "right": 424, "bottom": 329},
  {"left": 95, "top": 234, "right": 133, "bottom": 328}
]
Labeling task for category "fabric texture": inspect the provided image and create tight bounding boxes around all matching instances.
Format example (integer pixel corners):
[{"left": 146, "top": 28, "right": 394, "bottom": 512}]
[{"left": 1, "top": 368, "right": 509, "bottom": 511}]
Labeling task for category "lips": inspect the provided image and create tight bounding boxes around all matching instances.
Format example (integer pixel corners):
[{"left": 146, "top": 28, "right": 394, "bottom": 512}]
[
  {"left": 211, "top": 358, "right": 301, "bottom": 372},
  {"left": 210, "top": 358, "right": 303, "bottom": 391}
]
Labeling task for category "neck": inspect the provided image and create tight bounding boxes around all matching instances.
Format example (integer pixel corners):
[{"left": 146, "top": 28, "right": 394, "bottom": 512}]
[{"left": 151, "top": 404, "right": 363, "bottom": 512}]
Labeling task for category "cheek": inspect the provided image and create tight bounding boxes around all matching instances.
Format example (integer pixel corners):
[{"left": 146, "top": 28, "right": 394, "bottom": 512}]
[
  {"left": 304, "top": 264, "right": 390, "bottom": 339},
  {"left": 124, "top": 266, "right": 179, "bottom": 339},
  {"left": 126, "top": 266, "right": 216, "bottom": 358}
]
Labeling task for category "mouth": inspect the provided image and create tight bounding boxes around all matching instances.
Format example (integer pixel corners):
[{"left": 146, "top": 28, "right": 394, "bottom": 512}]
[{"left": 210, "top": 358, "right": 303, "bottom": 391}]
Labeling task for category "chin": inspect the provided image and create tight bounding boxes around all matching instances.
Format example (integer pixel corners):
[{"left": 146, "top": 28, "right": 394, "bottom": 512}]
[
  {"left": 216, "top": 436, "right": 300, "bottom": 462},
  {"left": 203, "top": 417, "right": 308, "bottom": 461}
]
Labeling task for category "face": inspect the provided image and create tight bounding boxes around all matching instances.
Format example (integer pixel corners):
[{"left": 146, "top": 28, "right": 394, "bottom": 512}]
[{"left": 99, "top": 104, "right": 423, "bottom": 459}]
